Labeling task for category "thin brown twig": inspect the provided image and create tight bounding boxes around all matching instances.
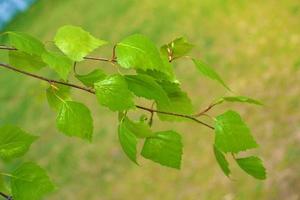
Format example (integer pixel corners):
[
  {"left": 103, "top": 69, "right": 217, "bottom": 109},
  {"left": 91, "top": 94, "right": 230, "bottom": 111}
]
[
  {"left": 193, "top": 102, "right": 219, "bottom": 117},
  {"left": 0, "top": 44, "right": 117, "bottom": 63},
  {"left": 0, "top": 192, "right": 11, "bottom": 200},
  {"left": 0, "top": 63, "right": 95, "bottom": 94},
  {"left": 0, "top": 44, "right": 216, "bottom": 129}
]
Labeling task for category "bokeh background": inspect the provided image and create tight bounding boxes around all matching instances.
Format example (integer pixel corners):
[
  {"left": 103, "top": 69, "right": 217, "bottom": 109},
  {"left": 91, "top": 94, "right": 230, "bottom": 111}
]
[{"left": 0, "top": 0, "right": 300, "bottom": 199}]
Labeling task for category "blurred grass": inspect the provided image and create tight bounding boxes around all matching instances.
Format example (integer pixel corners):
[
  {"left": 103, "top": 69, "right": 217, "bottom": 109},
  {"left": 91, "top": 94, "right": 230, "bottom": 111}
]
[{"left": 0, "top": 0, "right": 300, "bottom": 199}]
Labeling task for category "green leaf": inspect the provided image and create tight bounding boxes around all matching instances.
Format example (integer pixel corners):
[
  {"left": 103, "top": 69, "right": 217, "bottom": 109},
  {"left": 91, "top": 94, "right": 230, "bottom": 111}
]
[
  {"left": 217, "top": 96, "right": 263, "bottom": 106},
  {"left": 236, "top": 156, "right": 266, "bottom": 180},
  {"left": 215, "top": 110, "right": 258, "bottom": 153},
  {"left": 124, "top": 74, "right": 169, "bottom": 104},
  {"left": 9, "top": 51, "right": 45, "bottom": 72},
  {"left": 192, "top": 59, "right": 230, "bottom": 91},
  {"left": 42, "top": 51, "right": 73, "bottom": 81},
  {"left": 156, "top": 81, "right": 194, "bottom": 121},
  {"left": 56, "top": 101, "right": 93, "bottom": 141},
  {"left": 46, "top": 84, "right": 71, "bottom": 111},
  {"left": 118, "top": 118, "right": 138, "bottom": 164},
  {"left": 213, "top": 145, "right": 230, "bottom": 177},
  {"left": 122, "top": 117, "right": 154, "bottom": 138},
  {"left": 116, "top": 34, "right": 171, "bottom": 76},
  {"left": 75, "top": 69, "right": 106, "bottom": 87},
  {"left": 0, "top": 126, "right": 38, "bottom": 160},
  {"left": 161, "top": 37, "right": 194, "bottom": 59},
  {"left": 95, "top": 74, "right": 135, "bottom": 111},
  {"left": 141, "top": 130, "right": 183, "bottom": 169},
  {"left": 6, "top": 31, "right": 45, "bottom": 56},
  {"left": 54, "top": 25, "right": 107, "bottom": 61},
  {"left": 11, "top": 162, "right": 55, "bottom": 200}
]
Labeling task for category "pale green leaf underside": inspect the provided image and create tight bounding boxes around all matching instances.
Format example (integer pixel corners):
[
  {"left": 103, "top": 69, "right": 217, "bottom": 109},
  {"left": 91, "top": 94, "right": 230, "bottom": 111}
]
[
  {"left": 192, "top": 59, "right": 230, "bottom": 91},
  {"left": 161, "top": 37, "right": 194, "bottom": 59},
  {"left": 11, "top": 162, "right": 55, "bottom": 200},
  {"left": 118, "top": 119, "right": 138, "bottom": 164},
  {"left": 141, "top": 130, "right": 183, "bottom": 169},
  {"left": 9, "top": 51, "right": 45, "bottom": 72},
  {"left": 213, "top": 145, "right": 230, "bottom": 177},
  {"left": 217, "top": 96, "right": 263, "bottom": 106},
  {"left": 46, "top": 84, "right": 71, "bottom": 111},
  {"left": 0, "top": 126, "right": 38, "bottom": 160},
  {"left": 215, "top": 110, "right": 258, "bottom": 153},
  {"left": 42, "top": 51, "right": 73, "bottom": 81},
  {"left": 54, "top": 25, "right": 107, "bottom": 61},
  {"left": 95, "top": 74, "right": 135, "bottom": 111},
  {"left": 236, "top": 156, "right": 266, "bottom": 180},
  {"left": 6, "top": 31, "right": 45, "bottom": 56},
  {"left": 56, "top": 101, "right": 93, "bottom": 141},
  {"left": 156, "top": 80, "right": 194, "bottom": 121},
  {"left": 122, "top": 117, "right": 154, "bottom": 138},
  {"left": 75, "top": 69, "right": 106, "bottom": 87},
  {"left": 124, "top": 74, "right": 169, "bottom": 104}
]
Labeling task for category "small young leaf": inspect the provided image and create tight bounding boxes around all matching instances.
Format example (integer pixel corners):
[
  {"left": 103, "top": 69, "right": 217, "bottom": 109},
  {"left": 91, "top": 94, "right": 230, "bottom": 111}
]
[
  {"left": 122, "top": 117, "right": 154, "bottom": 138},
  {"left": 56, "top": 101, "right": 93, "bottom": 141},
  {"left": 161, "top": 37, "right": 194, "bottom": 59},
  {"left": 156, "top": 81, "right": 194, "bottom": 121},
  {"left": 11, "top": 162, "right": 55, "bottom": 200},
  {"left": 75, "top": 69, "right": 106, "bottom": 87},
  {"left": 236, "top": 156, "right": 266, "bottom": 180},
  {"left": 42, "top": 51, "right": 73, "bottom": 81},
  {"left": 215, "top": 110, "right": 258, "bottom": 153},
  {"left": 217, "top": 96, "right": 263, "bottom": 106},
  {"left": 94, "top": 74, "right": 135, "bottom": 111},
  {"left": 118, "top": 119, "right": 138, "bottom": 164},
  {"left": 213, "top": 145, "right": 230, "bottom": 177},
  {"left": 124, "top": 74, "right": 169, "bottom": 104},
  {"left": 141, "top": 130, "right": 183, "bottom": 169},
  {"left": 192, "top": 59, "right": 230, "bottom": 91},
  {"left": 54, "top": 25, "right": 107, "bottom": 61},
  {"left": 0, "top": 126, "right": 38, "bottom": 160},
  {"left": 116, "top": 34, "right": 171, "bottom": 76},
  {"left": 9, "top": 51, "right": 45, "bottom": 72},
  {"left": 46, "top": 84, "right": 71, "bottom": 111},
  {"left": 6, "top": 31, "right": 45, "bottom": 56}
]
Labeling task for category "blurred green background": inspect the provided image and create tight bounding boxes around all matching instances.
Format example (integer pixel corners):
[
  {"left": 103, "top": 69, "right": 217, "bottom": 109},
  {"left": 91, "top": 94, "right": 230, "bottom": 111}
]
[{"left": 1, "top": 0, "right": 300, "bottom": 199}]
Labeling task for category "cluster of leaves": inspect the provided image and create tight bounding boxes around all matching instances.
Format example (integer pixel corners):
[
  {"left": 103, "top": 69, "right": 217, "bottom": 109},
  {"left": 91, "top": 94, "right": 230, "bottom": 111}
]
[{"left": 0, "top": 25, "right": 266, "bottom": 199}]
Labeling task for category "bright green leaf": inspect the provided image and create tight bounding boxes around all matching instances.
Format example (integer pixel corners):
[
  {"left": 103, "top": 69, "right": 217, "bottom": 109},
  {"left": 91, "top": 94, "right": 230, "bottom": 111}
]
[
  {"left": 122, "top": 117, "right": 154, "bottom": 138},
  {"left": 54, "top": 25, "right": 107, "bottom": 61},
  {"left": 156, "top": 81, "right": 194, "bottom": 121},
  {"left": 56, "top": 101, "right": 93, "bottom": 141},
  {"left": 9, "top": 51, "right": 45, "bottom": 72},
  {"left": 192, "top": 59, "right": 230, "bottom": 91},
  {"left": 116, "top": 34, "right": 171, "bottom": 75},
  {"left": 11, "top": 162, "right": 55, "bottom": 200},
  {"left": 141, "top": 130, "right": 183, "bottom": 169},
  {"left": 6, "top": 31, "right": 45, "bottom": 56},
  {"left": 118, "top": 118, "right": 138, "bottom": 164},
  {"left": 213, "top": 145, "right": 230, "bottom": 177},
  {"left": 46, "top": 84, "right": 71, "bottom": 111},
  {"left": 217, "top": 96, "right": 263, "bottom": 106},
  {"left": 75, "top": 69, "right": 106, "bottom": 87},
  {"left": 161, "top": 37, "right": 194, "bottom": 59},
  {"left": 42, "top": 51, "right": 73, "bottom": 81},
  {"left": 124, "top": 74, "right": 169, "bottom": 104},
  {"left": 0, "top": 126, "right": 38, "bottom": 160},
  {"left": 94, "top": 74, "right": 135, "bottom": 111},
  {"left": 236, "top": 156, "right": 267, "bottom": 180},
  {"left": 215, "top": 110, "right": 258, "bottom": 153}
]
